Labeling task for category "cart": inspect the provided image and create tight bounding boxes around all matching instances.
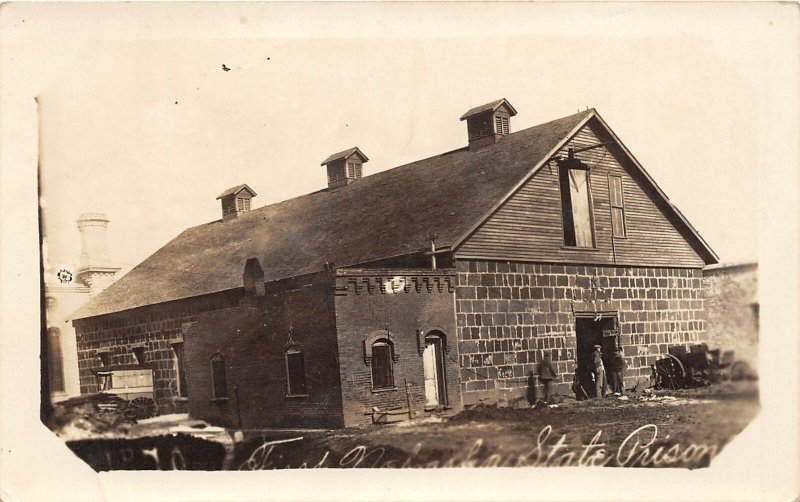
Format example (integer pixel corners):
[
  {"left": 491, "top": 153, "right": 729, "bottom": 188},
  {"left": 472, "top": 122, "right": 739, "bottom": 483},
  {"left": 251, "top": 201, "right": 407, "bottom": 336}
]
[
  {"left": 92, "top": 364, "right": 158, "bottom": 420},
  {"left": 653, "top": 344, "right": 734, "bottom": 390}
]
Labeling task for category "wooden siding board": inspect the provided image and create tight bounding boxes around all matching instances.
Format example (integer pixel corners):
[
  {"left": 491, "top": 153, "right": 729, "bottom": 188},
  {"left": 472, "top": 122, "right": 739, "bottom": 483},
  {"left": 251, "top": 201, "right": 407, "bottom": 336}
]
[{"left": 457, "top": 120, "right": 705, "bottom": 268}]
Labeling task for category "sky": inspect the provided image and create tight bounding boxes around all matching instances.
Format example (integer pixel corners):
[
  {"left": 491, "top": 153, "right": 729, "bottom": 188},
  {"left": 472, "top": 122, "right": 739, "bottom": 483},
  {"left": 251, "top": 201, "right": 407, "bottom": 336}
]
[{"left": 26, "top": 3, "right": 778, "bottom": 276}]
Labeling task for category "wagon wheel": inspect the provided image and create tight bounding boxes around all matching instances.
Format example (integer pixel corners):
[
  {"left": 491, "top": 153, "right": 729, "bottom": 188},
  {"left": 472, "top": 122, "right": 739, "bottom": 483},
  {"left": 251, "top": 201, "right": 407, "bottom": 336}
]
[
  {"left": 657, "top": 354, "right": 686, "bottom": 390},
  {"left": 124, "top": 397, "right": 158, "bottom": 420}
]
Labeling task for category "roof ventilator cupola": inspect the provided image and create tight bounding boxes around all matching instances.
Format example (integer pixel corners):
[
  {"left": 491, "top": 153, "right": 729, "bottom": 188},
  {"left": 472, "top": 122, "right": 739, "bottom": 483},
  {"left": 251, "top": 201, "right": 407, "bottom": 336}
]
[
  {"left": 460, "top": 98, "right": 517, "bottom": 150},
  {"left": 217, "top": 184, "right": 257, "bottom": 221},
  {"left": 321, "top": 147, "right": 369, "bottom": 189}
]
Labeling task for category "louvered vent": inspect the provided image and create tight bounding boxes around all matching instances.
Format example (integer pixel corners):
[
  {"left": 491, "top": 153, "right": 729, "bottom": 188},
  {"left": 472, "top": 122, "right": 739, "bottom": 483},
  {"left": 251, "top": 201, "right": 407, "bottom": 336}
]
[{"left": 460, "top": 98, "right": 517, "bottom": 149}]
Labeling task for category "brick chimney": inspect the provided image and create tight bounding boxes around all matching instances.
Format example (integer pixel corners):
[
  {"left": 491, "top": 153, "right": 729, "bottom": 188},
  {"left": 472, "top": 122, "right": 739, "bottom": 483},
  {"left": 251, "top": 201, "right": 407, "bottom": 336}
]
[
  {"left": 217, "top": 184, "right": 257, "bottom": 221},
  {"left": 321, "top": 147, "right": 369, "bottom": 189},
  {"left": 76, "top": 213, "right": 121, "bottom": 294},
  {"left": 460, "top": 98, "right": 517, "bottom": 149}
]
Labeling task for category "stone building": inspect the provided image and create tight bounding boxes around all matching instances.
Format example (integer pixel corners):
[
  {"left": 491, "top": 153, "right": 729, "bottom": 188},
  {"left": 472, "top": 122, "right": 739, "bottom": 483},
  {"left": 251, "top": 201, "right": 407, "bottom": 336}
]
[
  {"left": 72, "top": 99, "right": 717, "bottom": 428},
  {"left": 44, "top": 213, "right": 120, "bottom": 402},
  {"left": 702, "top": 262, "right": 758, "bottom": 367}
]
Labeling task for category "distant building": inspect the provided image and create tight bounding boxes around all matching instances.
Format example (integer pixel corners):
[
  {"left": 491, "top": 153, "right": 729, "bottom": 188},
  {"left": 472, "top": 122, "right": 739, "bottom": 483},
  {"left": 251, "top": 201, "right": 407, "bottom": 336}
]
[
  {"left": 45, "top": 213, "right": 120, "bottom": 402},
  {"left": 72, "top": 100, "right": 718, "bottom": 428},
  {"left": 702, "top": 262, "right": 758, "bottom": 367}
]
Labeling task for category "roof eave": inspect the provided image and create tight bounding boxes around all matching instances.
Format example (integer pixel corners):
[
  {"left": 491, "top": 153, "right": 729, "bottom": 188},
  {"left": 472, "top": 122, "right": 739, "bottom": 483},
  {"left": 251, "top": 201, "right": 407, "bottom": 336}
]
[
  {"left": 320, "top": 147, "right": 369, "bottom": 166},
  {"left": 459, "top": 98, "right": 518, "bottom": 121},
  {"left": 215, "top": 184, "right": 258, "bottom": 200}
]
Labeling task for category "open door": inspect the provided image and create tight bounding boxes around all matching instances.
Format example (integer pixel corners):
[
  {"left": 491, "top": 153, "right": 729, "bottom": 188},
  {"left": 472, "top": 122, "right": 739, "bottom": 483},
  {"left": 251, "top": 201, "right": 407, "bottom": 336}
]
[
  {"left": 423, "top": 332, "right": 447, "bottom": 407},
  {"left": 575, "top": 315, "right": 617, "bottom": 398}
]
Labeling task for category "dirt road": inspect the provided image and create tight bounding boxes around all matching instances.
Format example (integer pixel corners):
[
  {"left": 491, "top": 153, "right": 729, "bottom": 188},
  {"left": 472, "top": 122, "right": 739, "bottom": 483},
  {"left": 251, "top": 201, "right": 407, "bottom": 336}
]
[{"left": 234, "top": 381, "right": 759, "bottom": 469}]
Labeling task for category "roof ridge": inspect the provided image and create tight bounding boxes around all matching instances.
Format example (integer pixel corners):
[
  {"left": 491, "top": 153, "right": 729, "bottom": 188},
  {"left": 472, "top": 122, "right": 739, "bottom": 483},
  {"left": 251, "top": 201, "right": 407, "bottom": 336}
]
[{"left": 194, "top": 109, "right": 594, "bottom": 229}]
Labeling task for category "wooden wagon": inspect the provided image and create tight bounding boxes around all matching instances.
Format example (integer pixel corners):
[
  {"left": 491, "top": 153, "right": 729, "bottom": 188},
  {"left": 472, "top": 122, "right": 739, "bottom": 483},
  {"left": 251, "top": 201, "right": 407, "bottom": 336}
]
[
  {"left": 653, "top": 344, "right": 737, "bottom": 390},
  {"left": 92, "top": 364, "right": 159, "bottom": 419}
]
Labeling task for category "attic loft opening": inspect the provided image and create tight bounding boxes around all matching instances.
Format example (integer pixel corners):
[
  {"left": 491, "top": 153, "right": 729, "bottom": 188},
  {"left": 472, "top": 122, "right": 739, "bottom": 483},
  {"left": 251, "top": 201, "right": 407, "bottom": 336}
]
[{"left": 558, "top": 149, "right": 596, "bottom": 248}]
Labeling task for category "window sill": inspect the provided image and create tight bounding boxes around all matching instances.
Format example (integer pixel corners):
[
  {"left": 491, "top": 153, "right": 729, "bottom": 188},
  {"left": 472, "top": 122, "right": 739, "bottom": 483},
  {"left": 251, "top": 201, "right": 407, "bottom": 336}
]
[
  {"left": 560, "top": 246, "right": 600, "bottom": 251},
  {"left": 175, "top": 397, "right": 189, "bottom": 403},
  {"left": 371, "top": 386, "right": 397, "bottom": 394},
  {"left": 210, "top": 397, "right": 229, "bottom": 404},
  {"left": 286, "top": 394, "right": 309, "bottom": 399}
]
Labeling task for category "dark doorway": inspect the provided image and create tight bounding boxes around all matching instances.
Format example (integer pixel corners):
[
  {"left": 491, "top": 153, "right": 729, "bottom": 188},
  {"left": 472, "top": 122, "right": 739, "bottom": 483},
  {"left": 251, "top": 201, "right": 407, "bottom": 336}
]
[{"left": 575, "top": 315, "right": 619, "bottom": 398}]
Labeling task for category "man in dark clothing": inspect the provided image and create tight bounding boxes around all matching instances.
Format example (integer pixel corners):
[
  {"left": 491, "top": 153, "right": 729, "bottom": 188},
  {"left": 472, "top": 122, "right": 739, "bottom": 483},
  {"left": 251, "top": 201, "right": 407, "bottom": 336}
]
[
  {"left": 607, "top": 350, "right": 626, "bottom": 395},
  {"left": 537, "top": 354, "right": 558, "bottom": 404},
  {"left": 592, "top": 345, "right": 608, "bottom": 398}
]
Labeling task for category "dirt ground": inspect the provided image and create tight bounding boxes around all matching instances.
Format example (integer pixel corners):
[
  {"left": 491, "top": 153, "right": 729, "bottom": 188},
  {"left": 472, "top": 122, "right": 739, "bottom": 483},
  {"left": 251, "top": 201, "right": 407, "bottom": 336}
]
[{"left": 234, "top": 381, "right": 759, "bottom": 470}]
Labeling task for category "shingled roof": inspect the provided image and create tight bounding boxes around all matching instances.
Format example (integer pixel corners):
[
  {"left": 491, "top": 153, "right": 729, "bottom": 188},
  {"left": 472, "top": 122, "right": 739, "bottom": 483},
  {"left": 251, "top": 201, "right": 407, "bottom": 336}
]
[{"left": 74, "top": 110, "right": 594, "bottom": 319}]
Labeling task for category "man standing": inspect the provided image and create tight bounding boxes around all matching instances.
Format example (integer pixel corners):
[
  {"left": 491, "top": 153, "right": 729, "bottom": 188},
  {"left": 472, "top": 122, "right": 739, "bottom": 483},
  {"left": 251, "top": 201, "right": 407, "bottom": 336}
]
[
  {"left": 591, "top": 345, "right": 608, "bottom": 398},
  {"left": 537, "top": 353, "right": 558, "bottom": 404},
  {"left": 607, "top": 350, "right": 626, "bottom": 396}
]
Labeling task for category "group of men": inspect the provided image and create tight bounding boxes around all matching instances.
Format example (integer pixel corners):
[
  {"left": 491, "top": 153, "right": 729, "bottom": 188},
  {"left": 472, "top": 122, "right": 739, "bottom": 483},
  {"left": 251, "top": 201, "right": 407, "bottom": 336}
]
[
  {"left": 589, "top": 345, "right": 626, "bottom": 398},
  {"left": 535, "top": 345, "right": 626, "bottom": 404}
]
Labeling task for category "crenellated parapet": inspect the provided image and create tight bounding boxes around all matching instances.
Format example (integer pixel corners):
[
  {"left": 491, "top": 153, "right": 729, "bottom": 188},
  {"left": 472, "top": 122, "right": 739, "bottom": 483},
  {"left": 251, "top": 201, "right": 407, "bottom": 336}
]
[{"left": 334, "top": 268, "right": 456, "bottom": 296}]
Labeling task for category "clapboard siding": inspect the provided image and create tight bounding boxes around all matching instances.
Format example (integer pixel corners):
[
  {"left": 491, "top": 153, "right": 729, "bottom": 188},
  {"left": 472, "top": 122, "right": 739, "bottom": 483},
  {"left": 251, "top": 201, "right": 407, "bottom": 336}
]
[{"left": 456, "top": 119, "right": 705, "bottom": 268}]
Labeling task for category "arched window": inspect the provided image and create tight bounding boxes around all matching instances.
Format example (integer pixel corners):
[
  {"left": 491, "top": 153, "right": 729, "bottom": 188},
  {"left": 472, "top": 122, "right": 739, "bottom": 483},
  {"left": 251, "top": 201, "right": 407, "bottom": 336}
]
[
  {"left": 47, "top": 327, "right": 64, "bottom": 392},
  {"left": 370, "top": 340, "right": 395, "bottom": 389},
  {"left": 285, "top": 347, "right": 307, "bottom": 396},
  {"left": 210, "top": 353, "right": 227, "bottom": 399}
]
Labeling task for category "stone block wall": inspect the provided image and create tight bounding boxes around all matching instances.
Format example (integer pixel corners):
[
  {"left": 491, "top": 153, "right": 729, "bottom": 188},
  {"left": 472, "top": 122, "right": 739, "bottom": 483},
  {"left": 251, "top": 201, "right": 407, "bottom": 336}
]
[
  {"left": 334, "top": 269, "right": 461, "bottom": 427},
  {"left": 455, "top": 260, "right": 706, "bottom": 406},
  {"left": 702, "top": 263, "right": 758, "bottom": 366}
]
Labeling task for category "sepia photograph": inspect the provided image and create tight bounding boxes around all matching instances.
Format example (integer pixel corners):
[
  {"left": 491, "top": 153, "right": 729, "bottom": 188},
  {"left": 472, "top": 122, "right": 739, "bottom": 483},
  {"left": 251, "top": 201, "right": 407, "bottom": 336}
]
[{"left": 0, "top": 2, "right": 797, "bottom": 501}]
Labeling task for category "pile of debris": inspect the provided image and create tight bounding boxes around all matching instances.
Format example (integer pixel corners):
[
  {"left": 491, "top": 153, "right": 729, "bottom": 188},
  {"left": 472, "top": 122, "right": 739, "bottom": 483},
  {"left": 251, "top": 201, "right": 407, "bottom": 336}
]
[{"left": 51, "top": 393, "right": 137, "bottom": 440}]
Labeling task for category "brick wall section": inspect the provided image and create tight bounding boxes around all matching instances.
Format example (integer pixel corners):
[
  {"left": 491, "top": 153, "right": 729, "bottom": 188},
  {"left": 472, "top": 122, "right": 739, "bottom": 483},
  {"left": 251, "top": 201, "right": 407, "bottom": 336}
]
[
  {"left": 455, "top": 260, "right": 705, "bottom": 406},
  {"left": 334, "top": 269, "right": 461, "bottom": 427},
  {"left": 182, "top": 272, "right": 343, "bottom": 429},
  {"left": 72, "top": 290, "right": 241, "bottom": 413}
]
